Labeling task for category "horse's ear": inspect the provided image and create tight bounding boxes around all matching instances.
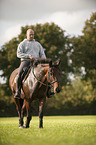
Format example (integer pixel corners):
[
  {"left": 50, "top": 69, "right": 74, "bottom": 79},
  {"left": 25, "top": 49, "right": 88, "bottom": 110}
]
[{"left": 56, "top": 59, "right": 61, "bottom": 65}]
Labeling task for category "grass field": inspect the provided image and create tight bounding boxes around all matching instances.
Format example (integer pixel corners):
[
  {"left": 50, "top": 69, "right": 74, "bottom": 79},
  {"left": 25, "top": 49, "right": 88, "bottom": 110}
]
[{"left": 0, "top": 116, "right": 96, "bottom": 145}]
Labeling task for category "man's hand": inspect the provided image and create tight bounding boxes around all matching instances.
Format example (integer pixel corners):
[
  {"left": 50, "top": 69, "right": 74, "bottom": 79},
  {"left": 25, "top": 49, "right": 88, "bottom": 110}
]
[{"left": 29, "top": 55, "right": 35, "bottom": 61}]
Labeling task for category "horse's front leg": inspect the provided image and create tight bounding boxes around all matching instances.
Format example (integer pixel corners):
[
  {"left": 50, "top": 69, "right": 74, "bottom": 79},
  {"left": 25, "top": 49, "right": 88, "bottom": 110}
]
[
  {"left": 39, "top": 98, "right": 46, "bottom": 128},
  {"left": 25, "top": 99, "right": 32, "bottom": 128},
  {"left": 19, "top": 100, "right": 26, "bottom": 128}
]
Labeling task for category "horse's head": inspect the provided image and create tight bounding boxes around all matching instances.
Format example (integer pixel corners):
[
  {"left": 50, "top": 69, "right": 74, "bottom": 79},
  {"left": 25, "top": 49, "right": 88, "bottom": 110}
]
[
  {"left": 32, "top": 58, "right": 61, "bottom": 95},
  {"left": 48, "top": 60, "right": 61, "bottom": 94}
]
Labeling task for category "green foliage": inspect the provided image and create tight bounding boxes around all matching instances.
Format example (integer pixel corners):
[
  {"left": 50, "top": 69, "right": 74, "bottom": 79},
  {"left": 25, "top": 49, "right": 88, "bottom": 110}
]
[
  {"left": 0, "top": 84, "right": 16, "bottom": 117},
  {"left": 0, "top": 22, "right": 73, "bottom": 88},
  {"left": 0, "top": 13, "right": 96, "bottom": 116},
  {"left": 70, "top": 12, "right": 96, "bottom": 87},
  {"left": 45, "top": 79, "right": 96, "bottom": 115},
  {"left": 0, "top": 78, "right": 95, "bottom": 116}
]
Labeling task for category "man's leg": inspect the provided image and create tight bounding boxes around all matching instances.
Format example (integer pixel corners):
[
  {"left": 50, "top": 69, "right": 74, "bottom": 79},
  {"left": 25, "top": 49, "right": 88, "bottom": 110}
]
[{"left": 14, "top": 60, "right": 31, "bottom": 99}]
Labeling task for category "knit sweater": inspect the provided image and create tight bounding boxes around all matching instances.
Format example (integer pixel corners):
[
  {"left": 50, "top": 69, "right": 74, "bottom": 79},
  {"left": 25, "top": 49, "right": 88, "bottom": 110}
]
[{"left": 17, "top": 39, "right": 46, "bottom": 61}]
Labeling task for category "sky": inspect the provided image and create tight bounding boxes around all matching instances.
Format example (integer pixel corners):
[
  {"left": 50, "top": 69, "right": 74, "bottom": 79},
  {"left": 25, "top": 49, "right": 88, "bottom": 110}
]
[{"left": 0, "top": 0, "right": 96, "bottom": 47}]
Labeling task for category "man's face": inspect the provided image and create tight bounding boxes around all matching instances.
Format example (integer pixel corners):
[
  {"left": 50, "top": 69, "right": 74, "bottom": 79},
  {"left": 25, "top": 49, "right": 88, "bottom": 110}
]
[{"left": 26, "top": 29, "right": 34, "bottom": 41}]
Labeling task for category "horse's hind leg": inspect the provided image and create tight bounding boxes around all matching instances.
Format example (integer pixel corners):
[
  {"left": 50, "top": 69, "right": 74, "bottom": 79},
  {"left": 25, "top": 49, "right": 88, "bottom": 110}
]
[{"left": 14, "top": 98, "right": 23, "bottom": 127}]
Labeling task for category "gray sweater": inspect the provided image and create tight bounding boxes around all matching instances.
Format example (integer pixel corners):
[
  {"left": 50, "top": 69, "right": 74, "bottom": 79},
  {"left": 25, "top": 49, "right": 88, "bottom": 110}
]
[{"left": 17, "top": 39, "right": 46, "bottom": 61}]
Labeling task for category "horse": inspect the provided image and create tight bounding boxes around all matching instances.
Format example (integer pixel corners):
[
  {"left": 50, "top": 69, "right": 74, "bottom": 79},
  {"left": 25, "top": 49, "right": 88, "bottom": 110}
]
[{"left": 9, "top": 58, "right": 61, "bottom": 128}]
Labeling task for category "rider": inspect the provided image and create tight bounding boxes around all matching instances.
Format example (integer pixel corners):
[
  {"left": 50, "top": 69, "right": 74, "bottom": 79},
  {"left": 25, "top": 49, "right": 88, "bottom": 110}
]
[{"left": 14, "top": 29, "right": 54, "bottom": 99}]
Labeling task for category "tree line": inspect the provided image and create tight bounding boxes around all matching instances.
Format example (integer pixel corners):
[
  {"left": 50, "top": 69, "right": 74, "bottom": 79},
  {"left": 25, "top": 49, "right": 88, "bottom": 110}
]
[{"left": 0, "top": 12, "right": 96, "bottom": 116}]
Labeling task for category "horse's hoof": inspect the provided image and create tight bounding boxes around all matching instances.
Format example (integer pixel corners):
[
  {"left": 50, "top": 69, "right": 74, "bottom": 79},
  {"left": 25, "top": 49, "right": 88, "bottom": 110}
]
[
  {"left": 39, "top": 126, "right": 43, "bottom": 129},
  {"left": 24, "top": 125, "right": 29, "bottom": 128},
  {"left": 19, "top": 126, "right": 24, "bottom": 128}
]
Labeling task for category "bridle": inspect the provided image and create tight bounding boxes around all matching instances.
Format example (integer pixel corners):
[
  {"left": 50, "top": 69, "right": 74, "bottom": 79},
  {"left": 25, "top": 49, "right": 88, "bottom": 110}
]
[{"left": 32, "top": 66, "right": 59, "bottom": 87}]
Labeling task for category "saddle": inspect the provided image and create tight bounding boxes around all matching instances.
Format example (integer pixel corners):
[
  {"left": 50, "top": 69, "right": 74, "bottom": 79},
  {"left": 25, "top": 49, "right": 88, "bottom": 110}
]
[{"left": 22, "top": 58, "right": 52, "bottom": 83}]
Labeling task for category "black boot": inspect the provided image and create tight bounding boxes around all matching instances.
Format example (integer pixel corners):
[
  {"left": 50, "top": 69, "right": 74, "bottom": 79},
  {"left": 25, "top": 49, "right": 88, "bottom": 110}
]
[
  {"left": 14, "top": 60, "right": 30, "bottom": 99},
  {"left": 47, "top": 87, "right": 55, "bottom": 98},
  {"left": 14, "top": 77, "right": 22, "bottom": 99}
]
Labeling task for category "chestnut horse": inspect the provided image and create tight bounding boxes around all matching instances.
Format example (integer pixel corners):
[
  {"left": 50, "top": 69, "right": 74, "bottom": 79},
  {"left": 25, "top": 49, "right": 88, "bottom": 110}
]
[{"left": 9, "top": 59, "right": 61, "bottom": 128}]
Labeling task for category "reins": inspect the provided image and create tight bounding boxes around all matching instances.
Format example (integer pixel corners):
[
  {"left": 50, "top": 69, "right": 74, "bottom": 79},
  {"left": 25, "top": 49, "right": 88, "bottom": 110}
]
[{"left": 32, "top": 65, "right": 58, "bottom": 87}]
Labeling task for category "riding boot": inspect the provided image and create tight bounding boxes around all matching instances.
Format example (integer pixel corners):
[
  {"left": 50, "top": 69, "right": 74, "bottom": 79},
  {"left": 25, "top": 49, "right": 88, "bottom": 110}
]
[
  {"left": 14, "top": 77, "right": 22, "bottom": 99},
  {"left": 47, "top": 87, "right": 55, "bottom": 98},
  {"left": 14, "top": 60, "right": 31, "bottom": 99}
]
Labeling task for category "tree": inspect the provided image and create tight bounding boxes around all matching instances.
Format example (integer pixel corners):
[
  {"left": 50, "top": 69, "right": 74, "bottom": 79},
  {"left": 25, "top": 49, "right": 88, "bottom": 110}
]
[
  {"left": 0, "top": 22, "right": 73, "bottom": 90},
  {"left": 70, "top": 12, "right": 96, "bottom": 87}
]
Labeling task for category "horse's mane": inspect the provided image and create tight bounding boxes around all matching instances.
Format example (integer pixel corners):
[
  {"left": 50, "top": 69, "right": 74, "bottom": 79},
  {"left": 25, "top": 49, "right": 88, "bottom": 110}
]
[{"left": 24, "top": 64, "right": 49, "bottom": 84}]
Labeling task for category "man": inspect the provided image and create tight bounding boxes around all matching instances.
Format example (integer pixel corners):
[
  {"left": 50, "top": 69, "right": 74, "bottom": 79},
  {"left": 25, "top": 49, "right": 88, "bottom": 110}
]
[{"left": 14, "top": 29, "right": 54, "bottom": 99}]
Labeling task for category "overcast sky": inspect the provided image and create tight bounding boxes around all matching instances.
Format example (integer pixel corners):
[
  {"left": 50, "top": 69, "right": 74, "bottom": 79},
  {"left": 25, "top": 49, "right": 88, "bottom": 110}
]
[{"left": 0, "top": 0, "right": 96, "bottom": 46}]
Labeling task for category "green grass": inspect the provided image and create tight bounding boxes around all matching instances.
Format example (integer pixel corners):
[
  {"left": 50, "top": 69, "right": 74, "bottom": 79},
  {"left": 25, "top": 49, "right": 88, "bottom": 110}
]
[{"left": 0, "top": 116, "right": 96, "bottom": 145}]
